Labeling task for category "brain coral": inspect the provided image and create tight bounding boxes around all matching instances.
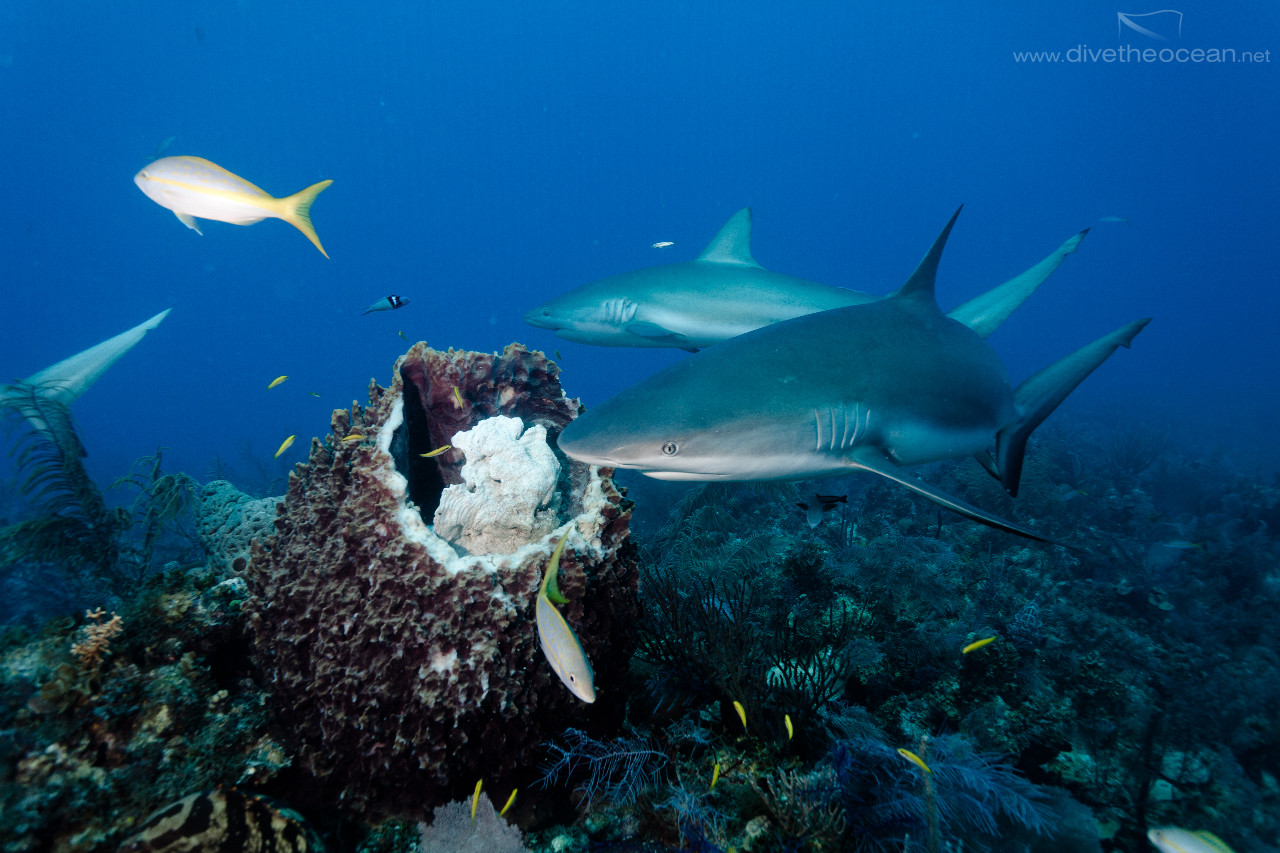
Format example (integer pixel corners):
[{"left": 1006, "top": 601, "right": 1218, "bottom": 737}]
[{"left": 243, "top": 343, "right": 638, "bottom": 818}]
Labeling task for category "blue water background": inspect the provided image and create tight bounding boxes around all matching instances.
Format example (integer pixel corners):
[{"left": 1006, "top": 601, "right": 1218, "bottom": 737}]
[{"left": 0, "top": 1, "right": 1277, "bottom": 491}]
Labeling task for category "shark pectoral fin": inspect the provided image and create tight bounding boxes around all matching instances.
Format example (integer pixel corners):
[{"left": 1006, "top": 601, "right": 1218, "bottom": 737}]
[
  {"left": 948, "top": 228, "right": 1089, "bottom": 338},
  {"left": 997, "top": 317, "right": 1151, "bottom": 496},
  {"left": 973, "top": 450, "right": 1000, "bottom": 480},
  {"left": 175, "top": 212, "right": 203, "bottom": 234},
  {"left": 626, "top": 322, "right": 696, "bottom": 351},
  {"left": 850, "top": 448, "right": 1055, "bottom": 543}
]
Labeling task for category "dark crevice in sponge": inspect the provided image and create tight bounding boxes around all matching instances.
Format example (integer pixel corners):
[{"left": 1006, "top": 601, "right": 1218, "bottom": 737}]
[{"left": 393, "top": 364, "right": 446, "bottom": 520}]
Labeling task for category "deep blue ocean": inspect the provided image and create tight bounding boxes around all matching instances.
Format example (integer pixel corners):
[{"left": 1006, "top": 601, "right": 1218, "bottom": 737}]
[{"left": 1, "top": 1, "right": 1277, "bottom": 489}]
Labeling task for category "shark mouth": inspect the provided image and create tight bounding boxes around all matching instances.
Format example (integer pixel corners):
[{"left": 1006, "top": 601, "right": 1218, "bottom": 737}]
[{"left": 640, "top": 470, "right": 733, "bottom": 481}]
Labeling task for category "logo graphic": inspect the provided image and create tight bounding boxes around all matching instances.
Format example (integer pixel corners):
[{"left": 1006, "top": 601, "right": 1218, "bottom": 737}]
[{"left": 1117, "top": 10, "right": 1184, "bottom": 42}]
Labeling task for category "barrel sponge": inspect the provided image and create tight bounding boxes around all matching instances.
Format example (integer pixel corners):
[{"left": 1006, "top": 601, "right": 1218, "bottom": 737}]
[{"left": 242, "top": 343, "right": 638, "bottom": 818}]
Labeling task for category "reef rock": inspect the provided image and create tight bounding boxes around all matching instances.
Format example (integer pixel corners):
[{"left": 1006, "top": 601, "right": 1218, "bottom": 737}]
[
  {"left": 434, "top": 416, "right": 561, "bottom": 556},
  {"left": 242, "top": 343, "right": 637, "bottom": 818}
]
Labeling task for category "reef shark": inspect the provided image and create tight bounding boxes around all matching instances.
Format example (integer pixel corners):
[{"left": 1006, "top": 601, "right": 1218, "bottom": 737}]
[
  {"left": 1, "top": 309, "right": 171, "bottom": 441},
  {"left": 524, "top": 208, "right": 1088, "bottom": 350},
  {"left": 557, "top": 208, "right": 1149, "bottom": 541}
]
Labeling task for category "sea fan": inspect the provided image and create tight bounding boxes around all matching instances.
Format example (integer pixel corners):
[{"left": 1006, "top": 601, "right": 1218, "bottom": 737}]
[{"left": 417, "top": 793, "right": 528, "bottom": 853}]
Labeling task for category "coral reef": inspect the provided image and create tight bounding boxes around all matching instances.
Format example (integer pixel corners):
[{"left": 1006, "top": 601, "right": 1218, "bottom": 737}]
[
  {"left": 0, "top": 566, "right": 282, "bottom": 851},
  {"left": 243, "top": 343, "right": 639, "bottom": 818}
]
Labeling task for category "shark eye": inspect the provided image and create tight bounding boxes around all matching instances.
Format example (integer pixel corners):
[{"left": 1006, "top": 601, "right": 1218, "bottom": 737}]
[{"left": 661, "top": 441, "right": 679, "bottom": 456}]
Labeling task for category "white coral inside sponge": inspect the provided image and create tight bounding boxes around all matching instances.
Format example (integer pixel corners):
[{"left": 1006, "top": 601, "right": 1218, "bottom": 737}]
[{"left": 433, "top": 415, "right": 562, "bottom": 556}]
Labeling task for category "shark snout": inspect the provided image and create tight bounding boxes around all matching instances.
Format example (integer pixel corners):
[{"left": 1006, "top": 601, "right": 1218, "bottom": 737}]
[{"left": 523, "top": 305, "right": 560, "bottom": 330}]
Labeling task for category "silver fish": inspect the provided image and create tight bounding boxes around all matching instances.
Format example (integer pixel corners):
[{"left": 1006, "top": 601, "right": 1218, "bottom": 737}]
[{"left": 537, "top": 531, "right": 595, "bottom": 702}]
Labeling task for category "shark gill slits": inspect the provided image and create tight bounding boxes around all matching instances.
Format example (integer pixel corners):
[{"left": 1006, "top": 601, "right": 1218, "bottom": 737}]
[{"left": 662, "top": 441, "right": 679, "bottom": 456}]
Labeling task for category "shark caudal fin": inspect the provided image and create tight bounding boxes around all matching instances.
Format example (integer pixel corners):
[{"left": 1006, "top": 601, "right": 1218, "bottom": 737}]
[
  {"left": 948, "top": 229, "right": 1089, "bottom": 338},
  {"left": 996, "top": 317, "right": 1151, "bottom": 496},
  {"left": 280, "top": 179, "right": 333, "bottom": 258},
  {"left": 891, "top": 205, "right": 963, "bottom": 308},
  {"left": 3, "top": 309, "right": 171, "bottom": 441},
  {"left": 695, "top": 208, "right": 761, "bottom": 267}
]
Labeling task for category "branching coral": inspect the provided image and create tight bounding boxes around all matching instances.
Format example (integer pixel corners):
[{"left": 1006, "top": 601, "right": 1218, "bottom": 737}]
[{"left": 70, "top": 608, "right": 123, "bottom": 673}]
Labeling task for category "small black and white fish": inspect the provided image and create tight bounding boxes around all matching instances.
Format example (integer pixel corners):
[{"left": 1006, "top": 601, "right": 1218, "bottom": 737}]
[
  {"left": 796, "top": 493, "right": 848, "bottom": 529},
  {"left": 120, "top": 787, "right": 324, "bottom": 853},
  {"left": 362, "top": 294, "right": 409, "bottom": 315}
]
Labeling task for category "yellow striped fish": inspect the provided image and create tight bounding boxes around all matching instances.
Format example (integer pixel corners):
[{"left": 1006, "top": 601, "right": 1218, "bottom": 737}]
[
  {"left": 135, "top": 156, "right": 332, "bottom": 257},
  {"left": 536, "top": 531, "right": 595, "bottom": 702},
  {"left": 1148, "top": 828, "right": 1235, "bottom": 853}
]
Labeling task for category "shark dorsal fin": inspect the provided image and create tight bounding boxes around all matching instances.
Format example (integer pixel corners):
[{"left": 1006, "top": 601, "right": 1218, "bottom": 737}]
[
  {"left": 696, "top": 208, "right": 761, "bottom": 268},
  {"left": 891, "top": 205, "right": 963, "bottom": 306}
]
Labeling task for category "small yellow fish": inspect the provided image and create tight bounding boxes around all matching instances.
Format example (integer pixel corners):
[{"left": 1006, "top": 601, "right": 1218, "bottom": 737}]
[
  {"left": 1148, "top": 827, "right": 1235, "bottom": 853},
  {"left": 897, "top": 748, "right": 931, "bottom": 774},
  {"left": 267, "top": 375, "right": 287, "bottom": 390},
  {"left": 733, "top": 700, "right": 747, "bottom": 731},
  {"left": 341, "top": 434, "right": 363, "bottom": 443},
  {"left": 470, "top": 780, "right": 482, "bottom": 822},
  {"left": 453, "top": 386, "right": 464, "bottom": 407},
  {"left": 785, "top": 713, "right": 794, "bottom": 740},
  {"left": 710, "top": 761, "right": 721, "bottom": 790},
  {"left": 274, "top": 435, "right": 296, "bottom": 458},
  {"left": 536, "top": 531, "right": 596, "bottom": 702},
  {"left": 134, "top": 156, "right": 332, "bottom": 257},
  {"left": 963, "top": 636, "right": 996, "bottom": 654},
  {"left": 398, "top": 330, "right": 409, "bottom": 341},
  {"left": 500, "top": 789, "right": 518, "bottom": 817},
  {"left": 555, "top": 349, "right": 563, "bottom": 361},
  {"left": 419, "top": 445, "right": 451, "bottom": 458}
]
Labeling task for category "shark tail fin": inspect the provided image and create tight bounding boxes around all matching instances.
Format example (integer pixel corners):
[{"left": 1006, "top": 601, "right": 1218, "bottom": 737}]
[
  {"left": 22, "top": 309, "right": 172, "bottom": 414},
  {"left": 280, "top": 179, "right": 333, "bottom": 258},
  {"left": 997, "top": 317, "right": 1151, "bottom": 496},
  {"left": 892, "top": 205, "right": 963, "bottom": 307},
  {"left": 696, "top": 208, "right": 761, "bottom": 267},
  {"left": 948, "top": 228, "right": 1089, "bottom": 339}
]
